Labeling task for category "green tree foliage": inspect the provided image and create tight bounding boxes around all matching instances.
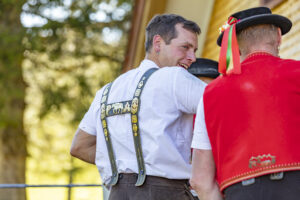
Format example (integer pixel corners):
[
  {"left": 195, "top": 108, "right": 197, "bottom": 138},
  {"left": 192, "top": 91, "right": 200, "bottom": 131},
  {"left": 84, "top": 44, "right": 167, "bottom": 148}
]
[
  {"left": 1, "top": 0, "right": 134, "bottom": 199},
  {"left": 22, "top": 0, "right": 134, "bottom": 199},
  {"left": 0, "top": 0, "right": 27, "bottom": 199},
  {"left": 23, "top": 0, "right": 134, "bottom": 122}
]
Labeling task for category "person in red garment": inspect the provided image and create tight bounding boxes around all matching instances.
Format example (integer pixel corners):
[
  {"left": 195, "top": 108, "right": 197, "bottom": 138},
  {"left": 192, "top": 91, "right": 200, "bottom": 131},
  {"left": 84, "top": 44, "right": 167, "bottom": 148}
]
[{"left": 190, "top": 7, "right": 300, "bottom": 200}]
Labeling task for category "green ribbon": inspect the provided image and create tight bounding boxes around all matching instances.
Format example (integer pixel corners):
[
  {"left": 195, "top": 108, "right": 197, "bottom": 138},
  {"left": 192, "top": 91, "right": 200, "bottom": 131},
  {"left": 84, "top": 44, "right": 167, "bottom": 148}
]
[
  {"left": 225, "top": 18, "right": 236, "bottom": 70},
  {"left": 226, "top": 25, "right": 234, "bottom": 70}
]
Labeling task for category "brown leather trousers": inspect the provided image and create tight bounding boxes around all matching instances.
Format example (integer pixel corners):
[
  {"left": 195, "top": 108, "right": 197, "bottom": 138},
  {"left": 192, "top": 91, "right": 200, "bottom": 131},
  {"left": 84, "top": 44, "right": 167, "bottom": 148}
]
[{"left": 108, "top": 173, "right": 198, "bottom": 200}]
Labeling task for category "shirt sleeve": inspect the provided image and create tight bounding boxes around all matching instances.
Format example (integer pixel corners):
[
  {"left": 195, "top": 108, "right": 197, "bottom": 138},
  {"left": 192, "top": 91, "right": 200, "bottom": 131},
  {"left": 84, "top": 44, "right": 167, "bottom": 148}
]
[
  {"left": 78, "top": 89, "right": 103, "bottom": 136},
  {"left": 191, "top": 98, "right": 212, "bottom": 149},
  {"left": 173, "top": 68, "right": 207, "bottom": 114}
]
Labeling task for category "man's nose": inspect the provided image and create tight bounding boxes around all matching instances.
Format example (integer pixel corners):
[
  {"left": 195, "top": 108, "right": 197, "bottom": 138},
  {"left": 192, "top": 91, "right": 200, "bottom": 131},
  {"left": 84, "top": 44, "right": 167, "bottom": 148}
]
[{"left": 187, "top": 50, "right": 196, "bottom": 63}]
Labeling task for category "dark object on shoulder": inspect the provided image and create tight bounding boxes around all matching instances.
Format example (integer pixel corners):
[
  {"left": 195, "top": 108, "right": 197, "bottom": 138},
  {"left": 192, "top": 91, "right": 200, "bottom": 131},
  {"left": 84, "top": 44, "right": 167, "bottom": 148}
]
[{"left": 188, "top": 58, "right": 219, "bottom": 78}]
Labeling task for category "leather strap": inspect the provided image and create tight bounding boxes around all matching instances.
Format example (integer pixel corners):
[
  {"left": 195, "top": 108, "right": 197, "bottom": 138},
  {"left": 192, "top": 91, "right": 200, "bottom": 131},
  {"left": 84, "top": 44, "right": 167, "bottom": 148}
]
[
  {"left": 100, "top": 68, "right": 158, "bottom": 187},
  {"left": 100, "top": 82, "right": 119, "bottom": 186},
  {"left": 131, "top": 68, "right": 157, "bottom": 186}
]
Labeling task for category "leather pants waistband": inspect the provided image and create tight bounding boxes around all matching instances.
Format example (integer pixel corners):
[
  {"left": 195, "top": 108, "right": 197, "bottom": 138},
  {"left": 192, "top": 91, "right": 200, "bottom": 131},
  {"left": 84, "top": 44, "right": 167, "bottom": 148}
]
[
  {"left": 241, "top": 170, "right": 300, "bottom": 186},
  {"left": 117, "top": 173, "right": 188, "bottom": 188}
]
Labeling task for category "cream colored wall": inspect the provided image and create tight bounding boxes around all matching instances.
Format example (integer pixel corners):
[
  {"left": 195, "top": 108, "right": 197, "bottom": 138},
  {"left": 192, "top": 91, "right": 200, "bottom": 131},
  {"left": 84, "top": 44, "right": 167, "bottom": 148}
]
[
  {"left": 273, "top": 0, "right": 300, "bottom": 59},
  {"left": 164, "top": 0, "right": 215, "bottom": 57}
]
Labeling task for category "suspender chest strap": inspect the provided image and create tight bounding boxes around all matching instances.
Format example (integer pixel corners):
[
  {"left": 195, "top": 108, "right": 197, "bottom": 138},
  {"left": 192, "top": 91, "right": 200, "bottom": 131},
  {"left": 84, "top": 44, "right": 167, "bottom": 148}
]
[
  {"left": 100, "top": 82, "right": 119, "bottom": 186},
  {"left": 100, "top": 68, "right": 158, "bottom": 186},
  {"left": 131, "top": 68, "right": 158, "bottom": 186}
]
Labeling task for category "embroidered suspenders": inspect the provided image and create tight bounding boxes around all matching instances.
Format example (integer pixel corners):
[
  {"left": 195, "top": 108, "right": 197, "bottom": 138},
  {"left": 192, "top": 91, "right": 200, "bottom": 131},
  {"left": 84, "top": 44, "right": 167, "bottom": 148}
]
[
  {"left": 100, "top": 82, "right": 118, "bottom": 186},
  {"left": 100, "top": 68, "right": 158, "bottom": 186}
]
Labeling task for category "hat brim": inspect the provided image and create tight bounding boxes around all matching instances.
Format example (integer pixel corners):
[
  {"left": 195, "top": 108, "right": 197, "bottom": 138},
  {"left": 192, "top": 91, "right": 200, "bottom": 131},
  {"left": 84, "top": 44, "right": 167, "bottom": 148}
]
[
  {"left": 194, "top": 70, "right": 220, "bottom": 78},
  {"left": 188, "top": 58, "right": 219, "bottom": 78},
  {"left": 217, "top": 14, "right": 292, "bottom": 46}
]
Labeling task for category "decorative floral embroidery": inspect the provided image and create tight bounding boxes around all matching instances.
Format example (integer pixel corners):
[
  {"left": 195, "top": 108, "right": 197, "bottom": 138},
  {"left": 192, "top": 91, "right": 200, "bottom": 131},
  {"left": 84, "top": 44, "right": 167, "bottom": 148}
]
[{"left": 249, "top": 154, "right": 276, "bottom": 168}]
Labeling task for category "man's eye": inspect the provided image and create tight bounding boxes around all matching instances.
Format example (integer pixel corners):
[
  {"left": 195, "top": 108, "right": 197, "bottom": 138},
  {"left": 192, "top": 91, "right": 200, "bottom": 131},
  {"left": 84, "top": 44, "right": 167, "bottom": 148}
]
[{"left": 182, "top": 46, "right": 188, "bottom": 49}]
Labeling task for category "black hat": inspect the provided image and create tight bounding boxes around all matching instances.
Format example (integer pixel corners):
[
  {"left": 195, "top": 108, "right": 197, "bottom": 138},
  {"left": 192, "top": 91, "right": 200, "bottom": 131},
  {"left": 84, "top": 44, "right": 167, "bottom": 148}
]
[
  {"left": 217, "top": 7, "right": 292, "bottom": 46},
  {"left": 188, "top": 58, "right": 219, "bottom": 78}
]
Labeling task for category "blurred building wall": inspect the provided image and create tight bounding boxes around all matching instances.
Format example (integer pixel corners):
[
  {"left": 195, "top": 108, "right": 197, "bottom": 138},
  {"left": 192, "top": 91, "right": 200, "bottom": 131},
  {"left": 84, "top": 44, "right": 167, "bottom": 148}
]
[
  {"left": 202, "top": 0, "right": 300, "bottom": 60},
  {"left": 124, "top": 0, "right": 300, "bottom": 72},
  {"left": 164, "top": 0, "right": 215, "bottom": 56}
]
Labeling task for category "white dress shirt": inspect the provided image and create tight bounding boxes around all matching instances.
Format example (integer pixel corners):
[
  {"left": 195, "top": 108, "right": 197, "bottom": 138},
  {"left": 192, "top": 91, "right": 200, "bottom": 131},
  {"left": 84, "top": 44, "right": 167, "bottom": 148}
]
[
  {"left": 191, "top": 97, "right": 212, "bottom": 150},
  {"left": 79, "top": 59, "right": 207, "bottom": 184}
]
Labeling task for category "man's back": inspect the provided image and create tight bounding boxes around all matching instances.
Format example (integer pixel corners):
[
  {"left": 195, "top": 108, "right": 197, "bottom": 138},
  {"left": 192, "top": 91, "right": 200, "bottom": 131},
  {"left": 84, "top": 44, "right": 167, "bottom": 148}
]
[
  {"left": 204, "top": 53, "right": 300, "bottom": 190},
  {"left": 80, "top": 59, "right": 206, "bottom": 183},
  {"left": 205, "top": 53, "right": 300, "bottom": 135},
  {"left": 71, "top": 13, "right": 203, "bottom": 200}
]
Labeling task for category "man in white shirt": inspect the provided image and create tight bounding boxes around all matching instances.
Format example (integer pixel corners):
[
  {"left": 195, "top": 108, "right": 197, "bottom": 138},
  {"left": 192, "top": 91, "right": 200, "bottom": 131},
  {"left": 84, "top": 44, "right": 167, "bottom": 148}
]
[{"left": 70, "top": 14, "right": 206, "bottom": 200}]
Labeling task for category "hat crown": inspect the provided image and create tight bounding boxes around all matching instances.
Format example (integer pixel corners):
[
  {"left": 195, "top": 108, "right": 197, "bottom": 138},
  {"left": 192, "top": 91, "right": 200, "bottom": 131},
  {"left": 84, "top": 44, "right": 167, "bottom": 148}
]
[
  {"left": 217, "top": 6, "right": 292, "bottom": 46},
  {"left": 231, "top": 7, "right": 271, "bottom": 21}
]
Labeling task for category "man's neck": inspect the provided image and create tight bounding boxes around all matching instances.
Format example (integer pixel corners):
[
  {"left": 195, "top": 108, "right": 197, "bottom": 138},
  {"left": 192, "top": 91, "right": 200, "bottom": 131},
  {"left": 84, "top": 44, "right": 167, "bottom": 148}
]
[
  {"left": 241, "top": 47, "right": 279, "bottom": 62},
  {"left": 145, "top": 53, "right": 162, "bottom": 68}
]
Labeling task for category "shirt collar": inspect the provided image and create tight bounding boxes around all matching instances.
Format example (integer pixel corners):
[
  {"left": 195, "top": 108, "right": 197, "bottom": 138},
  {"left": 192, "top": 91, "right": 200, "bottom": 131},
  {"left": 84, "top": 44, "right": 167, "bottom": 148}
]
[
  {"left": 243, "top": 52, "right": 276, "bottom": 63},
  {"left": 138, "top": 59, "right": 160, "bottom": 71}
]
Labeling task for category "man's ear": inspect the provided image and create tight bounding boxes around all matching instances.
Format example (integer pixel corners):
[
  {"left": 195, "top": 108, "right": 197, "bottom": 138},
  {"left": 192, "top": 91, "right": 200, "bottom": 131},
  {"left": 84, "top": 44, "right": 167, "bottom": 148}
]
[
  {"left": 153, "top": 34, "right": 162, "bottom": 53},
  {"left": 277, "top": 27, "right": 282, "bottom": 46}
]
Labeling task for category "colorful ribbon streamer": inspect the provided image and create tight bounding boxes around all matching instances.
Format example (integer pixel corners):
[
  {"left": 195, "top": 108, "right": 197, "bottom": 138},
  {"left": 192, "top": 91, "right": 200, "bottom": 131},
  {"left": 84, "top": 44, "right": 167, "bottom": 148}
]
[{"left": 218, "top": 17, "right": 241, "bottom": 75}]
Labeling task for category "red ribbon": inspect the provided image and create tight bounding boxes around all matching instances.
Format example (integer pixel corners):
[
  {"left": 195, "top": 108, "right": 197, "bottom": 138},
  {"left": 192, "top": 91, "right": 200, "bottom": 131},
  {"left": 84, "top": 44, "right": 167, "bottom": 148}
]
[
  {"left": 218, "top": 17, "right": 241, "bottom": 75},
  {"left": 227, "top": 16, "right": 239, "bottom": 26}
]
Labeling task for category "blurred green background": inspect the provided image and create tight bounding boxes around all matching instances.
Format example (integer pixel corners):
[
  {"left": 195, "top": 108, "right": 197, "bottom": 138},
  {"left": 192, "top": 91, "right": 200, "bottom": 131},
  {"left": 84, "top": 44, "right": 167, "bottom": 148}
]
[{"left": 0, "top": 0, "right": 134, "bottom": 199}]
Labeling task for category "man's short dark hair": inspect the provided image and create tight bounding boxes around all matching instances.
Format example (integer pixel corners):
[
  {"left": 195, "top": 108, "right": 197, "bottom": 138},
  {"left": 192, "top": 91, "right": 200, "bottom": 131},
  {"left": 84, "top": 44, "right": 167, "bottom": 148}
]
[{"left": 145, "top": 14, "right": 201, "bottom": 53}]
